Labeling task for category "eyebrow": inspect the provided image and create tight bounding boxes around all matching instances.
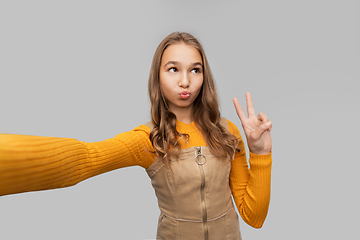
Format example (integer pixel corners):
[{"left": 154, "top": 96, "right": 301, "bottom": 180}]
[
  {"left": 164, "top": 61, "right": 203, "bottom": 68},
  {"left": 193, "top": 62, "right": 203, "bottom": 68}
]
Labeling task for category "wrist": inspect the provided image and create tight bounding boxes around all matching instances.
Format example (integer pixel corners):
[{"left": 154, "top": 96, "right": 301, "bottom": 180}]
[
  {"left": 250, "top": 149, "right": 271, "bottom": 155},
  {"left": 249, "top": 145, "right": 271, "bottom": 155}
]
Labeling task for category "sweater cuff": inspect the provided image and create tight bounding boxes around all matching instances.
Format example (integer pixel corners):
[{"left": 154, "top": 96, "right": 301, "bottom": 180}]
[{"left": 249, "top": 151, "right": 272, "bottom": 168}]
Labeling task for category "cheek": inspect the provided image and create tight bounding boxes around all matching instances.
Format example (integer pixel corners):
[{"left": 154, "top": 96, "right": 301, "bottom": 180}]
[
  {"left": 194, "top": 79, "right": 204, "bottom": 92},
  {"left": 159, "top": 80, "right": 173, "bottom": 101},
  {"left": 191, "top": 82, "right": 203, "bottom": 101},
  {"left": 159, "top": 75, "right": 168, "bottom": 92},
  {"left": 160, "top": 81, "right": 172, "bottom": 95},
  {"left": 160, "top": 73, "right": 176, "bottom": 90}
]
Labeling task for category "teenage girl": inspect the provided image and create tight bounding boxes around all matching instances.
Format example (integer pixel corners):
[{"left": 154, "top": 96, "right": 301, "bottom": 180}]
[{"left": 0, "top": 32, "right": 272, "bottom": 239}]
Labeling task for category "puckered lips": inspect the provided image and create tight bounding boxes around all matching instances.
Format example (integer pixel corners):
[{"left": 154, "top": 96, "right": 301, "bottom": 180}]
[{"left": 179, "top": 91, "right": 190, "bottom": 99}]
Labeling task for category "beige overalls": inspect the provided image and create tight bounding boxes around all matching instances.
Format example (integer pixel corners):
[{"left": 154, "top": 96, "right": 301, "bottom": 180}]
[{"left": 146, "top": 119, "right": 242, "bottom": 240}]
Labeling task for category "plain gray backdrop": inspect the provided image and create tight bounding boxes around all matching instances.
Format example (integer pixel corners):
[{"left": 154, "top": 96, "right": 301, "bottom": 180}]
[{"left": 1, "top": 0, "right": 359, "bottom": 239}]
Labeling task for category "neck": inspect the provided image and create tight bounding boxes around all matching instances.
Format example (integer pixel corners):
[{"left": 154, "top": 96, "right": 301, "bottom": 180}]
[{"left": 169, "top": 105, "right": 194, "bottom": 124}]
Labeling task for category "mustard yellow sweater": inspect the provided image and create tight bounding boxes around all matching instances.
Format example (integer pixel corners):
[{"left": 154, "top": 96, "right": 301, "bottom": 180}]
[{"left": 0, "top": 119, "right": 272, "bottom": 228}]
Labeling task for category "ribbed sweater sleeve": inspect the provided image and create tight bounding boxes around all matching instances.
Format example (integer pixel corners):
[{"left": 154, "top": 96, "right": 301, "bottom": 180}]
[
  {"left": 0, "top": 125, "right": 155, "bottom": 196},
  {"left": 227, "top": 120, "right": 272, "bottom": 229}
]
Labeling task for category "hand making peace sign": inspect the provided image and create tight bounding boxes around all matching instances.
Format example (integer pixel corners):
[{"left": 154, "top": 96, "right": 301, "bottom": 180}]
[{"left": 233, "top": 93, "right": 272, "bottom": 155}]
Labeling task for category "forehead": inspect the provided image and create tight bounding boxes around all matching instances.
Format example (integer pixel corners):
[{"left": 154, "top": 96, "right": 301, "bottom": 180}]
[{"left": 161, "top": 43, "right": 202, "bottom": 65}]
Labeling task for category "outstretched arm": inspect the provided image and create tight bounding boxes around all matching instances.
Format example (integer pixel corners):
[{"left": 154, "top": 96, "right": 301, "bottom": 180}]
[{"left": 0, "top": 126, "right": 154, "bottom": 196}]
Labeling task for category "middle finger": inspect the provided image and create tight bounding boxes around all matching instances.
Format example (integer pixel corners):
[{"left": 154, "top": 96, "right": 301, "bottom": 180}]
[{"left": 246, "top": 92, "right": 256, "bottom": 117}]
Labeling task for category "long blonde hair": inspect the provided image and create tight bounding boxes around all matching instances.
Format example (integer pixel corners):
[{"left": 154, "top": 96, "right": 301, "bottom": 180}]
[{"left": 148, "top": 32, "right": 239, "bottom": 165}]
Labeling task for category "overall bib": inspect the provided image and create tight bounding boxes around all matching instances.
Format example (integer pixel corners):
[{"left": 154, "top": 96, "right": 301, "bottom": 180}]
[{"left": 146, "top": 119, "right": 242, "bottom": 240}]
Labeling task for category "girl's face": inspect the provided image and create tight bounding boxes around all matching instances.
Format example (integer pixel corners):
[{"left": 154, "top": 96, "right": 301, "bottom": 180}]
[{"left": 159, "top": 43, "right": 204, "bottom": 115}]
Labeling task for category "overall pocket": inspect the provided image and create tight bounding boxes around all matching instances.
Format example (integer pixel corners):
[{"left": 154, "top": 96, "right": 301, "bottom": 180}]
[{"left": 156, "top": 213, "right": 177, "bottom": 239}]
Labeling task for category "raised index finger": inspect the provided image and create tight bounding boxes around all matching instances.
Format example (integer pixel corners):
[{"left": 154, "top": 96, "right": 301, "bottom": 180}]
[
  {"left": 233, "top": 97, "right": 247, "bottom": 121},
  {"left": 246, "top": 92, "right": 256, "bottom": 117}
]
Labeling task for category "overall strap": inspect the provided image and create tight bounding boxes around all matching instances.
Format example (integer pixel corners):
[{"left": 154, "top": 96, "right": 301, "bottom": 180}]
[{"left": 145, "top": 121, "right": 155, "bottom": 130}]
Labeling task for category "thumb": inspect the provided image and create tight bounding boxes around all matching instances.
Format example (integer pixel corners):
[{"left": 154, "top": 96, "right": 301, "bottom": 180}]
[{"left": 252, "top": 121, "right": 272, "bottom": 140}]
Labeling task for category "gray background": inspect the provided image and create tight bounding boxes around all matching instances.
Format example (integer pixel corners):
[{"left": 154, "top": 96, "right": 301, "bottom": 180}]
[{"left": 1, "top": 0, "right": 359, "bottom": 239}]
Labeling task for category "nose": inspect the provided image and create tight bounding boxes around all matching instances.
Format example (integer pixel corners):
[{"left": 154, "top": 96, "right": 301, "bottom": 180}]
[{"left": 178, "top": 72, "right": 190, "bottom": 88}]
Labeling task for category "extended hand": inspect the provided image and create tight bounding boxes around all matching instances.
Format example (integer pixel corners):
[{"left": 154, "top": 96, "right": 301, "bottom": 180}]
[{"left": 233, "top": 93, "right": 272, "bottom": 155}]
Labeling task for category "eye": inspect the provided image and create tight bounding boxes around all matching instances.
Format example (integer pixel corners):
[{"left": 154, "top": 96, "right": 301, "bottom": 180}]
[
  {"left": 168, "top": 67, "right": 178, "bottom": 73},
  {"left": 191, "top": 68, "right": 202, "bottom": 74}
]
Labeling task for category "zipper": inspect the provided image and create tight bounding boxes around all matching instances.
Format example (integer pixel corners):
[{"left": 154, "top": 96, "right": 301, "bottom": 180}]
[{"left": 196, "top": 146, "right": 208, "bottom": 240}]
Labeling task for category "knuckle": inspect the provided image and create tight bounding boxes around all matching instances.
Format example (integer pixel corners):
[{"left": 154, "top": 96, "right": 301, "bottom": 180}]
[{"left": 265, "top": 121, "right": 272, "bottom": 128}]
